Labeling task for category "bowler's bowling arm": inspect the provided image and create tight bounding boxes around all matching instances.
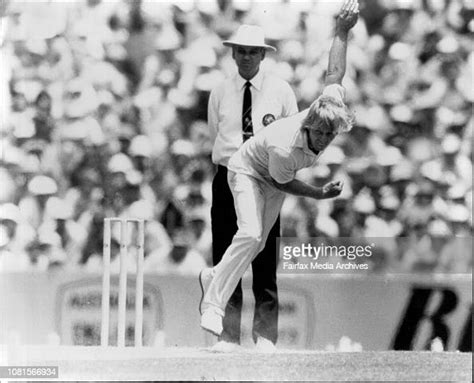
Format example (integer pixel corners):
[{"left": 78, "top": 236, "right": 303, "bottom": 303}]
[
  {"left": 325, "top": 28, "right": 349, "bottom": 86},
  {"left": 325, "top": 1, "right": 359, "bottom": 86}
]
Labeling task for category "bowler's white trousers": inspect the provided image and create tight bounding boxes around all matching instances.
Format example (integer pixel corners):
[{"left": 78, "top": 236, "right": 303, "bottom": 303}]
[{"left": 202, "top": 171, "right": 286, "bottom": 316}]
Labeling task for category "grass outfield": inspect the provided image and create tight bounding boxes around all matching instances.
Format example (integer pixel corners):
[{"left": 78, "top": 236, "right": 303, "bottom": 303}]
[{"left": 6, "top": 346, "right": 472, "bottom": 381}]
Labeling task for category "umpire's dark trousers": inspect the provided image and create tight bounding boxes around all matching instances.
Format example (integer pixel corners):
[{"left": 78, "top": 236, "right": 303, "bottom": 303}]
[{"left": 211, "top": 165, "right": 279, "bottom": 344}]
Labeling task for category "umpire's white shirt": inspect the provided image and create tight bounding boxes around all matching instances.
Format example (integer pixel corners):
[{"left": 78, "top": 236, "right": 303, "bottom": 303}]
[
  {"left": 208, "top": 70, "right": 298, "bottom": 167},
  {"left": 228, "top": 84, "right": 345, "bottom": 184}
]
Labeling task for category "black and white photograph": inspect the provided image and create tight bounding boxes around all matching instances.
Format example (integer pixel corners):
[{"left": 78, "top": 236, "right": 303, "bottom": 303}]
[{"left": 0, "top": 0, "right": 472, "bottom": 381}]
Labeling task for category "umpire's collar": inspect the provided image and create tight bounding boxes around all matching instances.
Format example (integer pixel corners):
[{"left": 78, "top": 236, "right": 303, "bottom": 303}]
[{"left": 235, "top": 70, "right": 264, "bottom": 91}]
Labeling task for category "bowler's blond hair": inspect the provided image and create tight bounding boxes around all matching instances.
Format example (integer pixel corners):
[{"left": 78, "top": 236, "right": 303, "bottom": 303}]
[{"left": 301, "top": 95, "right": 354, "bottom": 133}]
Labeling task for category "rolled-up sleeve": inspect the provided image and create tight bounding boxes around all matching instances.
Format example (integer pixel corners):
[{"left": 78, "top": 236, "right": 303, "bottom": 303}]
[
  {"left": 322, "top": 84, "right": 345, "bottom": 103},
  {"left": 268, "top": 147, "right": 297, "bottom": 184}
]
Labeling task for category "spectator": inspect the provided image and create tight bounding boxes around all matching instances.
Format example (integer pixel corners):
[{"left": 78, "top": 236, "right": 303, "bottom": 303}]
[
  {"left": 400, "top": 218, "right": 451, "bottom": 273},
  {"left": 25, "top": 228, "right": 65, "bottom": 271},
  {"left": 39, "top": 197, "right": 88, "bottom": 267},
  {"left": 146, "top": 229, "right": 206, "bottom": 275},
  {"left": 18, "top": 175, "right": 58, "bottom": 229},
  {"left": 0, "top": 224, "right": 31, "bottom": 272},
  {"left": 0, "top": 202, "right": 35, "bottom": 257}
]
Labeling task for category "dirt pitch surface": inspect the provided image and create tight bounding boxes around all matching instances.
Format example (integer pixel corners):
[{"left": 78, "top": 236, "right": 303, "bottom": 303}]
[{"left": 5, "top": 346, "right": 472, "bottom": 381}]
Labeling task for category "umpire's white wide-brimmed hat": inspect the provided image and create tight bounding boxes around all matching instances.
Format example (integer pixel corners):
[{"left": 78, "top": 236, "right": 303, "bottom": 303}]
[{"left": 223, "top": 25, "right": 276, "bottom": 51}]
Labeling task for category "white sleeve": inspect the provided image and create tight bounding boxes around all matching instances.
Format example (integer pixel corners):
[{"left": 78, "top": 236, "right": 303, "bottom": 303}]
[
  {"left": 268, "top": 147, "right": 297, "bottom": 184},
  {"left": 207, "top": 87, "right": 220, "bottom": 140},
  {"left": 282, "top": 82, "right": 298, "bottom": 117},
  {"left": 322, "top": 84, "right": 345, "bottom": 103}
]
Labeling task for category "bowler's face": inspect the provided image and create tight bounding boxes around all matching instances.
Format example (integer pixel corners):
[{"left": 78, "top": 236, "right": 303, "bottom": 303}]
[
  {"left": 232, "top": 46, "right": 265, "bottom": 80},
  {"left": 307, "top": 122, "right": 338, "bottom": 153}
]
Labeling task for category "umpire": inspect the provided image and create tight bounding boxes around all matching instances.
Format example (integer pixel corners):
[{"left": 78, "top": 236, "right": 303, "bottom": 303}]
[{"left": 207, "top": 25, "right": 298, "bottom": 352}]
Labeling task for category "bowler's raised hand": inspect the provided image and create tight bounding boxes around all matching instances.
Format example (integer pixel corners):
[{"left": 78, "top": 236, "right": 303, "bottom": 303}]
[{"left": 337, "top": 0, "right": 359, "bottom": 32}]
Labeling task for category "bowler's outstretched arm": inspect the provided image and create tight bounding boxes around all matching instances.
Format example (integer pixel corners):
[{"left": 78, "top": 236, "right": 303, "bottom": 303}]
[{"left": 325, "top": 0, "right": 359, "bottom": 86}]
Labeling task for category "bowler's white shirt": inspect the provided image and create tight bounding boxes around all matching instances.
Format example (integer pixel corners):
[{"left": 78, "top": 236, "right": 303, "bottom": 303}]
[
  {"left": 228, "top": 84, "right": 345, "bottom": 184},
  {"left": 208, "top": 70, "right": 297, "bottom": 167}
]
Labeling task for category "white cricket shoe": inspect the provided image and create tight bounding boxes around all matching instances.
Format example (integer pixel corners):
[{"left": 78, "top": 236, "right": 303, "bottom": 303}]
[
  {"left": 200, "top": 308, "right": 223, "bottom": 336},
  {"left": 198, "top": 267, "right": 213, "bottom": 314},
  {"left": 255, "top": 336, "right": 276, "bottom": 353},
  {"left": 210, "top": 340, "right": 239, "bottom": 353}
]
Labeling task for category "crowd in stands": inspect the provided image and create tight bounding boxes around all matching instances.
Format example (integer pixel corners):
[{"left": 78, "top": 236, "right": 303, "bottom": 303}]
[{"left": 0, "top": 0, "right": 472, "bottom": 274}]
